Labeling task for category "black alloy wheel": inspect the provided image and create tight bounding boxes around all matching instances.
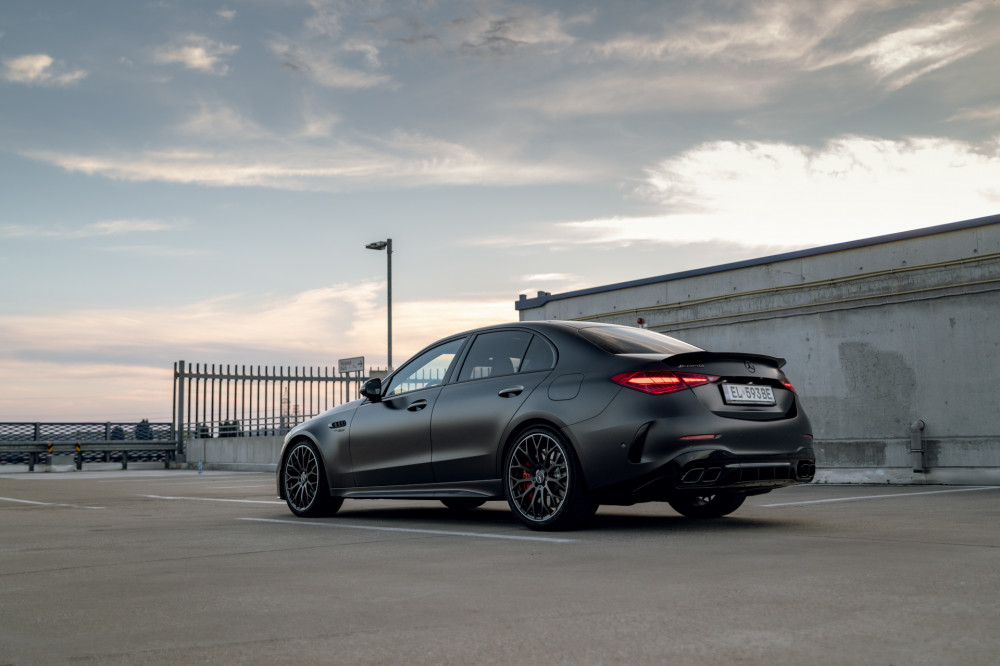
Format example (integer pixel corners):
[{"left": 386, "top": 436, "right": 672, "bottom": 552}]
[
  {"left": 667, "top": 491, "right": 746, "bottom": 519},
  {"left": 282, "top": 441, "right": 343, "bottom": 517},
  {"left": 504, "top": 426, "right": 597, "bottom": 531}
]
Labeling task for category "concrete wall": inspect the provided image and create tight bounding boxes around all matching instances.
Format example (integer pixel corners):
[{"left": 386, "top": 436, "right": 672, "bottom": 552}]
[
  {"left": 182, "top": 436, "right": 283, "bottom": 472},
  {"left": 518, "top": 215, "right": 1000, "bottom": 485}
]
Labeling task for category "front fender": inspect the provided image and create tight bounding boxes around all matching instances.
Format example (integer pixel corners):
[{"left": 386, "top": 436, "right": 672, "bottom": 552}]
[{"left": 277, "top": 401, "right": 361, "bottom": 498}]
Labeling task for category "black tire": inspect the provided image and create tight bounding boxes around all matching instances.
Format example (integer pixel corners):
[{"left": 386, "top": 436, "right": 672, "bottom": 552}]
[
  {"left": 282, "top": 440, "right": 343, "bottom": 517},
  {"left": 440, "top": 498, "right": 488, "bottom": 511},
  {"left": 503, "top": 426, "right": 597, "bottom": 531},
  {"left": 668, "top": 491, "right": 746, "bottom": 519}
]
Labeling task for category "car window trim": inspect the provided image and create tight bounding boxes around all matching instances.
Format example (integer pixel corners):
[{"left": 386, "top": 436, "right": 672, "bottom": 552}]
[
  {"left": 451, "top": 328, "right": 558, "bottom": 385},
  {"left": 383, "top": 335, "right": 470, "bottom": 397}
]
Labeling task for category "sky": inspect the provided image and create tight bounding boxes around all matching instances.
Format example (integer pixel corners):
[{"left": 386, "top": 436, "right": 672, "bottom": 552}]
[{"left": 2, "top": 0, "right": 1000, "bottom": 423}]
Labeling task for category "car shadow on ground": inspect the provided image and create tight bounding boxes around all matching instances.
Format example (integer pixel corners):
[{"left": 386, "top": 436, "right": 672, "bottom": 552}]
[{"left": 309, "top": 501, "right": 800, "bottom": 534}]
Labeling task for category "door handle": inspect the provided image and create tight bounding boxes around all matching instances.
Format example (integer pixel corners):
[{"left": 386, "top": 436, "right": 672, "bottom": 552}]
[
  {"left": 498, "top": 386, "right": 524, "bottom": 398},
  {"left": 407, "top": 399, "right": 428, "bottom": 412}
]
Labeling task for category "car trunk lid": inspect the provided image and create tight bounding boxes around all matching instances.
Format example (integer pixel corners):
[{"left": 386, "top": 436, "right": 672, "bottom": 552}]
[{"left": 661, "top": 351, "right": 796, "bottom": 421}]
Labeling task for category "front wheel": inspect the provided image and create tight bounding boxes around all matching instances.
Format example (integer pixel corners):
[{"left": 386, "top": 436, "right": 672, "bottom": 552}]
[
  {"left": 282, "top": 441, "right": 343, "bottom": 517},
  {"left": 668, "top": 491, "right": 746, "bottom": 519},
  {"left": 504, "top": 427, "right": 596, "bottom": 531}
]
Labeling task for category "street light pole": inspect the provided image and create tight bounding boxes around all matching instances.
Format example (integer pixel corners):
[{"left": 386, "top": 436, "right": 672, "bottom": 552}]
[
  {"left": 365, "top": 238, "right": 393, "bottom": 371},
  {"left": 386, "top": 238, "right": 392, "bottom": 371}
]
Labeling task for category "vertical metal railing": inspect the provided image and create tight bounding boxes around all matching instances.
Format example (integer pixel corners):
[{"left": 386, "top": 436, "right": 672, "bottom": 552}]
[{"left": 172, "top": 361, "right": 375, "bottom": 454}]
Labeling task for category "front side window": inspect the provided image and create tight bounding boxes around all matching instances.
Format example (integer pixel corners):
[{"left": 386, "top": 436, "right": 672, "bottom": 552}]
[
  {"left": 457, "top": 331, "right": 533, "bottom": 381},
  {"left": 385, "top": 338, "right": 465, "bottom": 396}
]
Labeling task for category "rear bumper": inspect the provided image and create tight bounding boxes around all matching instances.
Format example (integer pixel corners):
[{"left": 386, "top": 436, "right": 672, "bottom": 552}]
[
  {"left": 592, "top": 446, "right": 815, "bottom": 505},
  {"left": 669, "top": 447, "right": 815, "bottom": 488}
]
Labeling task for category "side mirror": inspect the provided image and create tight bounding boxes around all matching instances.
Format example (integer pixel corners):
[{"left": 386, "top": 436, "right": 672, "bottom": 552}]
[{"left": 360, "top": 378, "right": 383, "bottom": 402}]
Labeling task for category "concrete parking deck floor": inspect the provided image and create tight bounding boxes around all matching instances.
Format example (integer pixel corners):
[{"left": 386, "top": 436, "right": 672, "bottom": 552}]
[{"left": 1, "top": 470, "right": 997, "bottom": 665}]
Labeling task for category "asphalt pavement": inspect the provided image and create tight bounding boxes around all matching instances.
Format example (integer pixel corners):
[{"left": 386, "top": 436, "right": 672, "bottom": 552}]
[{"left": 1, "top": 469, "right": 997, "bottom": 665}]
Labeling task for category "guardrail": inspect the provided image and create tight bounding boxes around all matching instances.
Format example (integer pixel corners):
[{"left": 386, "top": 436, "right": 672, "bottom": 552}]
[{"left": 0, "top": 422, "right": 175, "bottom": 471}]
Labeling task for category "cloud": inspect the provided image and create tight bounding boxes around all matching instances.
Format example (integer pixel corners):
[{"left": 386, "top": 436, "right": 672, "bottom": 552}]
[
  {"left": 217, "top": 7, "right": 237, "bottom": 22},
  {"left": 555, "top": 0, "right": 1000, "bottom": 116},
  {"left": 455, "top": 12, "right": 577, "bottom": 56},
  {"left": 587, "top": 0, "right": 863, "bottom": 65},
  {"left": 516, "top": 272, "right": 592, "bottom": 296},
  {"left": 502, "top": 2, "right": 859, "bottom": 117},
  {"left": 947, "top": 102, "right": 1000, "bottom": 125},
  {"left": 1, "top": 219, "right": 174, "bottom": 239},
  {"left": 23, "top": 127, "right": 595, "bottom": 189},
  {"left": 375, "top": 6, "right": 582, "bottom": 57},
  {"left": 0, "top": 281, "right": 512, "bottom": 420},
  {"left": 0, "top": 281, "right": 502, "bottom": 365},
  {"left": 2, "top": 53, "right": 87, "bottom": 86},
  {"left": 0, "top": 358, "right": 175, "bottom": 422},
  {"left": 304, "top": 0, "right": 344, "bottom": 38},
  {"left": 153, "top": 35, "right": 239, "bottom": 74},
  {"left": 176, "top": 104, "right": 265, "bottom": 138},
  {"left": 506, "top": 70, "right": 779, "bottom": 116},
  {"left": 520, "top": 273, "right": 579, "bottom": 283},
  {"left": 815, "top": 0, "right": 997, "bottom": 90},
  {"left": 297, "top": 109, "right": 341, "bottom": 138},
  {"left": 270, "top": 39, "right": 392, "bottom": 88},
  {"left": 266, "top": 0, "right": 395, "bottom": 88},
  {"left": 98, "top": 245, "right": 208, "bottom": 257},
  {"left": 562, "top": 134, "right": 1000, "bottom": 248}
]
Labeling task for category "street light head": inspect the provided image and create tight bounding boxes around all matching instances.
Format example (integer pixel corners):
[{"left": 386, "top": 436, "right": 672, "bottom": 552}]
[{"left": 365, "top": 241, "right": 388, "bottom": 251}]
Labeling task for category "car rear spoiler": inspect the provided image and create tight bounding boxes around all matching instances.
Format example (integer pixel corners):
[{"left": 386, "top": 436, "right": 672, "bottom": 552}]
[{"left": 663, "top": 351, "right": 787, "bottom": 369}]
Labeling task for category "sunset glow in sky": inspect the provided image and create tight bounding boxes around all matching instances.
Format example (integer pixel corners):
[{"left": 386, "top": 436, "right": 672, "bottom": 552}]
[{"left": 2, "top": 0, "right": 1000, "bottom": 421}]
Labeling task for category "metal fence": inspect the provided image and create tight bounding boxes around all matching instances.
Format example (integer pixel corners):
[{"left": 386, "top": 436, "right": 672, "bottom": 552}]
[
  {"left": 172, "top": 361, "right": 375, "bottom": 451},
  {"left": 0, "top": 421, "right": 174, "bottom": 442},
  {"left": 0, "top": 421, "right": 175, "bottom": 468}
]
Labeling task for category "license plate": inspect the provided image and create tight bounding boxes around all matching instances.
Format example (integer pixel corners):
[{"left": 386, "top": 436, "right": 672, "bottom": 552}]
[{"left": 722, "top": 383, "right": 775, "bottom": 405}]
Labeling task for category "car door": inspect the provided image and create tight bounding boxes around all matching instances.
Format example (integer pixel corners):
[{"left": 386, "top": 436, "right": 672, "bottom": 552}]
[
  {"left": 432, "top": 331, "right": 557, "bottom": 483},
  {"left": 349, "top": 337, "right": 465, "bottom": 487}
]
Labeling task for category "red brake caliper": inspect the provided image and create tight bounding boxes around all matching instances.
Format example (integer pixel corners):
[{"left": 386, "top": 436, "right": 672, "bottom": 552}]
[{"left": 522, "top": 461, "right": 533, "bottom": 501}]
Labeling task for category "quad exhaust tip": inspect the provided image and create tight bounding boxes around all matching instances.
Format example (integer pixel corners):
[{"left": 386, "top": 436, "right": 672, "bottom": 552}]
[{"left": 681, "top": 467, "right": 722, "bottom": 484}]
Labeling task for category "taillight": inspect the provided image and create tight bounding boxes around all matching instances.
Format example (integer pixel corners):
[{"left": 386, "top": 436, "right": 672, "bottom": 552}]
[
  {"left": 779, "top": 372, "right": 797, "bottom": 394},
  {"left": 612, "top": 371, "right": 720, "bottom": 395}
]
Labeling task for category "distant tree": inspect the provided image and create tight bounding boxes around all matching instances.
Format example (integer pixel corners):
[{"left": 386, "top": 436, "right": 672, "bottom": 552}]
[{"left": 110, "top": 426, "right": 125, "bottom": 440}]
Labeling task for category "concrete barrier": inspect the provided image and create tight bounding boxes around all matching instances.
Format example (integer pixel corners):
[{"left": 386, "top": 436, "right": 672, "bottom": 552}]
[{"left": 180, "top": 436, "right": 283, "bottom": 472}]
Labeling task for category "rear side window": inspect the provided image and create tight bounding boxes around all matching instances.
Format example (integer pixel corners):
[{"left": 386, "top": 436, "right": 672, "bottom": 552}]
[
  {"left": 519, "top": 335, "right": 556, "bottom": 373},
  {"left": 457, "top": 331, "right": 557, "bottom": 381},
  {"left": 578, "top": 326, "right": 702, "bottom": 355},
  {"left": 458, "top": 331, "right": 532, "bottom": 381}
]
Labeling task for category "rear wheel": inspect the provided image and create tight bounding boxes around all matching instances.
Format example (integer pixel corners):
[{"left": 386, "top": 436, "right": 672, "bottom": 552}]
[
  {"left": 668, "top": 491, "right": 746, "bottom": 519},
  {"left": 282, "top": 441, "right": 343, "bottom": 517},
  {"left": 504, "top": 427, "right": 596, "bottom": 531},
  {"left": 441, "top": 498, "right": 488, "bottom": 511}
]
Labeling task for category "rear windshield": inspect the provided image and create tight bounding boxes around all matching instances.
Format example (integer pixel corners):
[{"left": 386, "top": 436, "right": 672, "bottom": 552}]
[{"left": 578, "top": 326, "right": 703, "bottom": 355}]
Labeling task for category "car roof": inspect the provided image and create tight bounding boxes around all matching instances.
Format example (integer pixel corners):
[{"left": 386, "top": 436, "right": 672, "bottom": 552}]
[{"left": 454, "top": 320, "right": 616, "bottom": 337}]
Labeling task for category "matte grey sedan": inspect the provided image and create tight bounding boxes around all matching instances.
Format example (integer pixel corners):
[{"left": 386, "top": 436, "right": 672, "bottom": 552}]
[{"left": 278, "top": 321, "right": 815, "bottom": 530}]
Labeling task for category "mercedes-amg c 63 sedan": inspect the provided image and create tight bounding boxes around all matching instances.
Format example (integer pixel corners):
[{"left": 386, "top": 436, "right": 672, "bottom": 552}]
[{"left": 278, "top": 321, "right": 815, "bottom": 530}]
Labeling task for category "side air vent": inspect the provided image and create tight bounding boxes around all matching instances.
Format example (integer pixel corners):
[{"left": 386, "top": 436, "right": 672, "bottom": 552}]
[{"left": 628, "top": 422, "right": 653, "bottom": 464}]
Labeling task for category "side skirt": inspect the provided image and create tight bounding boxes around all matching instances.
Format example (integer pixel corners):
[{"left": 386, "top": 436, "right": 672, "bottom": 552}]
[{"left": 335, "top": 479, "right": 502, "bottom": 500}]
